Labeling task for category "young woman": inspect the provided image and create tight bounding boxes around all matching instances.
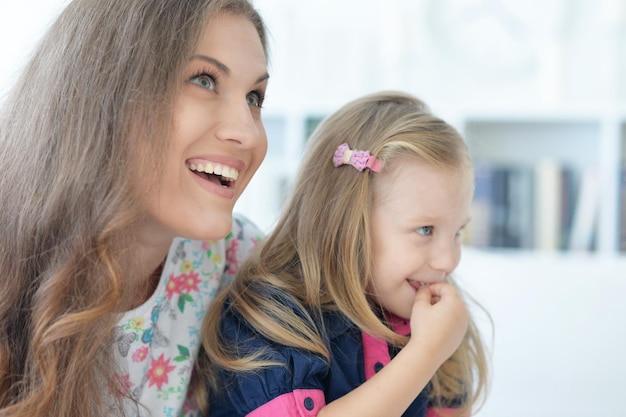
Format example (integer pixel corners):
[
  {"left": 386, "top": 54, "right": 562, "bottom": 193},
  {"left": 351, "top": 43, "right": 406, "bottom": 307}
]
[
  {"left": 0, "top": 1, "right": 269, "bottom": 416},
  {"left": 201, "top": 91, "right": 490, "bottom": 417}
]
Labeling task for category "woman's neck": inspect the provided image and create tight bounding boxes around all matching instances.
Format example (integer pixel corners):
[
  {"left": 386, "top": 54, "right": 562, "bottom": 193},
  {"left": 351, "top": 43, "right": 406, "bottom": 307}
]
[
  {"left": 130, "top": 216, "right": 178, "bottom": 306},
  {"left": 128, "top": 238, "right": 171, "bottom": 308},
  {"left": 140, "top": 261, "right": 165, "bottom": 304}
]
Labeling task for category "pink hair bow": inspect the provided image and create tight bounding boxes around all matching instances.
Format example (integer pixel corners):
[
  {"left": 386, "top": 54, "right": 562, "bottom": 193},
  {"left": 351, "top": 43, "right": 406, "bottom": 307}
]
[{"left": 332, "top": 143, "right": 381, "bottom": 172}]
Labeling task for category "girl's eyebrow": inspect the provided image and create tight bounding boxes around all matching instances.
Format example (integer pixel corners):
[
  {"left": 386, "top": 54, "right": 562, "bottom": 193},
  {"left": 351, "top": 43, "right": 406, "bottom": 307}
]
[{"left": 190, "top": 54, "right": 270, "bottom": 84}]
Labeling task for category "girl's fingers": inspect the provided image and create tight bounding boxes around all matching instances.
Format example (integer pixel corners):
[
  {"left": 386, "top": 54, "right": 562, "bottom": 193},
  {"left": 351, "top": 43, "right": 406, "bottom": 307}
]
[
  {"left": 414, "top": 285, "right": 433, "bottom": 303},
  {"left": 424, "top": 282, "right": 451, "bottom": 297},
  {"left": 416, "top": 283, "right": 450, "bottom": 305}
]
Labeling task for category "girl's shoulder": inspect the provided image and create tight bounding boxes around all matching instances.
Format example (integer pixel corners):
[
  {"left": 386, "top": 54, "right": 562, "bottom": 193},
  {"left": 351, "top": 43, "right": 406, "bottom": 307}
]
[{"left": 210, "top": 298, "right": 330, "bottom": 416}]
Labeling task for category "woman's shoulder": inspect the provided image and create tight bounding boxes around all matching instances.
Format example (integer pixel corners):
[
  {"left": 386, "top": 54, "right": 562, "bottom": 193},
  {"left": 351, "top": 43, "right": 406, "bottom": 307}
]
[
  {"left": 171, "top": 213, "right": 264, "bottom": 285},
  {"left": 227, "top": 213, "right": 265, "bottom": 244}
]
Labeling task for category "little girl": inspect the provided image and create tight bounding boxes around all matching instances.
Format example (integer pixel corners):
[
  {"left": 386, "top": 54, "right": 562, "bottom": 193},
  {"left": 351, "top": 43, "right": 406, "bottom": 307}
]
[{"left": 198, "top": 91, "right": 489, "bottom": 416}]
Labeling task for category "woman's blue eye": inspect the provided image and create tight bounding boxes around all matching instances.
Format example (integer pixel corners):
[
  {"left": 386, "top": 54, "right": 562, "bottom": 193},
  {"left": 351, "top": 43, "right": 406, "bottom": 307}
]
[
  {"left": 417, "top": 226, "right": 433, "bottom": 236},
  {"left": 189, "top": 74, "right": 216, "bottom": 90},
  {"left": 247, "top": 91, "right": 263, "bottom": 108}
]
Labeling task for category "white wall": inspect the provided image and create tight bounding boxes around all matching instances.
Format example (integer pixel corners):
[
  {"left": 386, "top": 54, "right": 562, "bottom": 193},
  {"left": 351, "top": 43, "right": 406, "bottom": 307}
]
[
  {"left": 253, "top": 0, "right": 626, "bottom": 114},
  {"left": 0, "top": 2, "right": 69, "bottom": 98},
  {"left": 5, "top": 1, "right": 626, "bottom": 112},
  {"left": 457, "top": 249, "right": 626, "bottom": 416}
]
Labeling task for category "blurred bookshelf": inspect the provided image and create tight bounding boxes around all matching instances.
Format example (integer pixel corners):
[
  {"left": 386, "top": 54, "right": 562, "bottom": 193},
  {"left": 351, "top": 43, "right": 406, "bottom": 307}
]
[
  {"left": 238, "top": 110, "right": 626, "bottom": 257},
  {"left": 461, "top": 111, "right": 625, "bottom": 255}
]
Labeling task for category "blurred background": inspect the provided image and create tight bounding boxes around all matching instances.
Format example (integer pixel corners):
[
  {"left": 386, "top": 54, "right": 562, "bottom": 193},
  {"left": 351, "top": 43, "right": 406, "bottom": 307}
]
[{"left": 2, "top": 1, "right": 625, "bottom": 416}]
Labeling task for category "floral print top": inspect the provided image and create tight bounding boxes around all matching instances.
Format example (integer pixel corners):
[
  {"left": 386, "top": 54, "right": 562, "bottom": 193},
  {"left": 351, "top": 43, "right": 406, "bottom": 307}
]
[{"left": 112, "top": 214, "right": 263, "bottom": 417}]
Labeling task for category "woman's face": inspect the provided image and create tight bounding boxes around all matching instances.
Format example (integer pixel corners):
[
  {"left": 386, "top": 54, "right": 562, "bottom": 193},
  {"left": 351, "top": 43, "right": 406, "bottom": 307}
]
[{"left": 142, "top": 13, "right": 268, "bottom": 245}]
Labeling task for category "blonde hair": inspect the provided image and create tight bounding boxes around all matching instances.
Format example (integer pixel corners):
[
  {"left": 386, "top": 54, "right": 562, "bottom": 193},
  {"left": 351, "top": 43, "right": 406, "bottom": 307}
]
[
  {"left": 0, "top": 0, "right": 267, "bottom": 416},
  {"left": 201, "top": 91, "right": 489, "bottom": 414}
]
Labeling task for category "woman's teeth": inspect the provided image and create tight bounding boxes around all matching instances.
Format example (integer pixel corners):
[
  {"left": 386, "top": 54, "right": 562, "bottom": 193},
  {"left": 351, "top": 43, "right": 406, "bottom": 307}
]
[{"left": 186, "top": 162, "right": 239, "bottom": 181}]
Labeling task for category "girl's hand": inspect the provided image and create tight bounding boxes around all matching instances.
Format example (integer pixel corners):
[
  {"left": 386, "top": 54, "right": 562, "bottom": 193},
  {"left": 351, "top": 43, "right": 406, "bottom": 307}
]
[
  {"left": 317, "top": 284, "right": 468, "bottom": 417},
  {"left": 406, "top": 283, "right": 469, "bottom": 366}
]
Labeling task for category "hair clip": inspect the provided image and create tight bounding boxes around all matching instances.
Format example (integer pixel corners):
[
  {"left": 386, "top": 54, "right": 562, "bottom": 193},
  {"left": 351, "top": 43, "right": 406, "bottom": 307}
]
[{"left": 332, "top": 143, "right": 381, "bottom": 173}]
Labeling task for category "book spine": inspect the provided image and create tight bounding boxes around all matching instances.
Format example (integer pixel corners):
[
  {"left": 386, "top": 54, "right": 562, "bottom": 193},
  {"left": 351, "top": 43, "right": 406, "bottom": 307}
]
[{"left": 618, "top": 161, "right": 626, "bottom": 252}]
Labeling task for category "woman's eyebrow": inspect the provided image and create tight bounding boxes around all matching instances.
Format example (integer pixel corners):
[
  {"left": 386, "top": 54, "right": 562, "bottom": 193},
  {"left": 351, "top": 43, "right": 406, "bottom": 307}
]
[
  {"left": 189, "top": 54, "right": 270, "bottom": 84},
  {"left": 191, "top": 54, "right": 230, "bottom": 75}
]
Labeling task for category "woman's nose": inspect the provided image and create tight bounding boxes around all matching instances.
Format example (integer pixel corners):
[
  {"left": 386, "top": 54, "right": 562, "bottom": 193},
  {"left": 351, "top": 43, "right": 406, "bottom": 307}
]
[{"left": 214, "top": 98, "right": 265, "bottom": 148}]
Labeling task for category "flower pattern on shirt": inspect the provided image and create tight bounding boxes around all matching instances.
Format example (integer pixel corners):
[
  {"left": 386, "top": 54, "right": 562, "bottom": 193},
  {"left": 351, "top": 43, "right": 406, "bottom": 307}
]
[
  {"left": 147, "top": 354, "right": 177, "bottom": 390},
  {"left": 112, "top": 214, "right": 263, "bottom": 417}
]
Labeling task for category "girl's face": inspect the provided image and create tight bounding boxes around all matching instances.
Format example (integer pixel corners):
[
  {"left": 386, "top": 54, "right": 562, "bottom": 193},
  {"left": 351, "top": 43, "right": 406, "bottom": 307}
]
[
  {"left": 368, "top": 158, "right": 472, "bottom": 320},
  {"left": 142, "top": 13, "right": 268, "bottom": 246}
]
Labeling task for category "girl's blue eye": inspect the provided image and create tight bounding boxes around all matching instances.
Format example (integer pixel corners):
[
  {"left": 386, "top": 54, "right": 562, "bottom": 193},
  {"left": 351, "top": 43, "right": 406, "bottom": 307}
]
[
  {"left": 417, "top": 226, "right": 433, "bottom": 236},
  {"left": 189, "top": 74, "right": 216, "bottom": 90}
]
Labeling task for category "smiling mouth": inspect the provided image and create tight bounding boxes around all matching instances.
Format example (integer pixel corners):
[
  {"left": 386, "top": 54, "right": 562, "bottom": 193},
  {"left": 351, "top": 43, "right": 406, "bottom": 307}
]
[
  {"left": 186, "top": 162, "right": 239, "bottom": 188},
  {"left": 408, "top": 280, "right": 429, "bottom": 290}
]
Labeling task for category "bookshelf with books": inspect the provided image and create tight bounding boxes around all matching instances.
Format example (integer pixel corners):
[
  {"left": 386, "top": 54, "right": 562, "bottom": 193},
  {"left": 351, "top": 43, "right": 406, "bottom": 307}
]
[{"left": 461, "top": 112, "right": 623, "bottom": 255}]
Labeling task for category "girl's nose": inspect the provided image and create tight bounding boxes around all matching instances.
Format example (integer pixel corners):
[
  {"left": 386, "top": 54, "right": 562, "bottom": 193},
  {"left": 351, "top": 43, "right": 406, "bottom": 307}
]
[{"left": 429, "top": 238, "right": 461, "bottom": 274}]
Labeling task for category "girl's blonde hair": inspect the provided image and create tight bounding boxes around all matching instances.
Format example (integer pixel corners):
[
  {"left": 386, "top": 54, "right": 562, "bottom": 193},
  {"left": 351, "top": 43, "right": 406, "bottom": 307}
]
[
  {"left": 201, "top": 91, "right": 489, "bottom": 414},
  {"left": 0, "top": 1, "right": 267, "bottom": 416}
]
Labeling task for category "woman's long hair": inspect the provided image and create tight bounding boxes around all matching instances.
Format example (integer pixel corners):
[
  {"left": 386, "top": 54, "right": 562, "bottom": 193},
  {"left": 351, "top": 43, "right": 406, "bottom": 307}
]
[
  {"left": 202, "top": 91, "right": 489, "bottom": 415},
  {"left": 0, "top": 1, "right": 267, "bottom": 416}
]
